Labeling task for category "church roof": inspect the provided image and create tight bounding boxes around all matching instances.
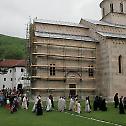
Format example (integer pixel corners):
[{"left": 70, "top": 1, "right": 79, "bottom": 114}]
[
  {"left": 97, "top": 31, "right": 126, "bottom": 39},
  {"left": 35, "top": 31, "right": 97, "bottom": 42},
  {"left": 0, "top": 60, "right": 26, "bottom": 68},
  {"left": 82, "top": 18, "right": 126, "bottom": 29},
  {"left": 34, "top": 19, "right": 88, "bottom": 28}
]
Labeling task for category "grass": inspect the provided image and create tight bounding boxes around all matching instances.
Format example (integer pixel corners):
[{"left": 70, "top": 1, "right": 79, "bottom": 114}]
[{"left": 0, "top": 102, "right": 125, "bottom": 126}]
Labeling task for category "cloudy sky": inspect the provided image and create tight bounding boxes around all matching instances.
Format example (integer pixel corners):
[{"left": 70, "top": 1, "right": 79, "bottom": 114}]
[{"left": 0, "top": 0, "right": 102, "bottom": 38}]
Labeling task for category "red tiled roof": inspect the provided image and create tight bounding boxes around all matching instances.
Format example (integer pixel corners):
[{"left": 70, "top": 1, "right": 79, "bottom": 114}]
[{"left": 0, "top": 60, "right": 26, "bottom": 68}]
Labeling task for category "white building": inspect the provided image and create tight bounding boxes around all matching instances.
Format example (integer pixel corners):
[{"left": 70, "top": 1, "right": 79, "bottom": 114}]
[{"left": 0, "top": 59, "right": 30, "bottom": 89}]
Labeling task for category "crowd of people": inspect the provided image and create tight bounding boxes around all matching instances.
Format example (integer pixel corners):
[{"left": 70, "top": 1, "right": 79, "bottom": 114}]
[
  {"left": 0, "top": 87, "right": 29, "bottom": 114},
  {"left": 57, "top": 95, "right": 107, "bottom": 114},
  {"left": 29, "top": 93, "right": 126, "bottom": 115},
  {"left": 0, "top": 87, "right": 126, "bottom": 116}
]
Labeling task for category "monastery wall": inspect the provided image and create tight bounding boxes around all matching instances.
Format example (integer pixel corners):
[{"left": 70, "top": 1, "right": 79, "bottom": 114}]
[{"left": 107, "top": 39, "right": 126, "bottom": 98}]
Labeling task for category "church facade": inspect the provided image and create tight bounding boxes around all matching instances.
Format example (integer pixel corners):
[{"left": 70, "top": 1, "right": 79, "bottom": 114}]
[{"left": 29, "top": 0, "right": 126, "bottom": 100}]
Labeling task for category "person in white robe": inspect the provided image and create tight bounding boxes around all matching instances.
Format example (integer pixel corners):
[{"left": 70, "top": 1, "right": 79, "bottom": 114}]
[
  {"left": 69, "top": 97, "right": 74, "bottom": 111},
  {"left": 58, "top": 97, "right": 62, "bottom": 112},
  {"left": 61, "top": 97, "right": 66, "bottom": 112},
  {"left": 32, "top": 96, "right": 39, "bottom": 112},
  {"left": 85, "top": 97, "right": 91, "bottom": 113},
  {"left": 46, "top": 97, "right": 52, "bottom": 111},
  {"left": 22, "top": 94, "right": 28, "bottom": 110}
]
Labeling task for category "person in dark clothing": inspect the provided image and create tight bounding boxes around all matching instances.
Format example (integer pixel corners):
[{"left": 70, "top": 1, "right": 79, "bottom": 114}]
[
  {"left": 49, "top": 95, "right": 54, "bottom": 108},
  {"left": 101, "top": 99, "right": 107, "bottom": 111},
  {"left": 10, "top": 97, "right": 18, "bottom": 114},
  {"left": 123, "top": 97, "right": 126, "bottom": 110},
  {"left": 114, "top": 93, "right": 119, "bottom": 108},
  {"left": 93, "top": 96, "right": 99, "bottom": 111},
  {"left": 119, "top": 97, "right": 125, "bottom": 114},
  {"left": 98, "top": 96, "right": 103, "bottom": 110},
  {"left": 36, "top": 99, "right": 43, "bottom": 115}
]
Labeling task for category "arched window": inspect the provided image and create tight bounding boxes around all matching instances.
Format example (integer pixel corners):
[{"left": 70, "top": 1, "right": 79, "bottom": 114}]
[
  {"left": 110, "top": 3, "right": 114, "bottom": 13},
  {"left": 50, "top": 64, "right": 55, "bottom": 76},
  {"left": 102, "top": 8, "right": 105, "bottom": 17},
  {"left": 120, "top": 3, "right": 123, "bottom": 13},
  {"left": 118, "top": 55, "right": 122, "bottom": 73}
]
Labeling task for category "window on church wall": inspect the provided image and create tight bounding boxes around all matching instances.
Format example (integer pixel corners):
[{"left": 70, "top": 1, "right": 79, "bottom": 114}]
[
  {"left": 118, "top": 55, "right": 122, "bottom": 73},
  {"left": 4, "top": 78, "right": 6, "bottom": 81},
  {"left": 110, "top": 3, "right": 114, "bottom": 13},
  {"left": 50, "top": 64, "right": 55, "bottom": 76},
  {"left": 120, "top": 3, "right": 123, "bottom": 13},
  {"left": 88, "top": 65, "right": 94, "bottom": 77},
  {"left": 102, "top": 8, "right": 105, "bottom": 17},
  {"left": 50, "top": 64, "right": 53, "bottom": 76},
  {"left": 53, "top": 64, "right": 55, "bottom": 76}
]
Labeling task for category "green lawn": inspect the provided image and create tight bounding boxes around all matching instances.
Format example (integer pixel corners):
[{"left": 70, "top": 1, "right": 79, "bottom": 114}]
[{"left": 0, "top": 102, "right": 125, "bottom": 126}]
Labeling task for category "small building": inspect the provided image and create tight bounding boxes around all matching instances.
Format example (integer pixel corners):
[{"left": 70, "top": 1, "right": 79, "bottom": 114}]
[{"left": 0, "top": 59, "right": 30, "bottom": 89}]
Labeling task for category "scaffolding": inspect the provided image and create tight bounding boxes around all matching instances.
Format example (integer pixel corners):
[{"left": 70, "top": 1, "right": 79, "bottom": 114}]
[{"left": 25, "top": 19, "right": 34, "bottom": 91}]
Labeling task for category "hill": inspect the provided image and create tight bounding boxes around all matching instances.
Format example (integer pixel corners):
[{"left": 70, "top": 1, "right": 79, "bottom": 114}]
[{"left": 0, "top": 34, "right": 26, "bottom": 60}]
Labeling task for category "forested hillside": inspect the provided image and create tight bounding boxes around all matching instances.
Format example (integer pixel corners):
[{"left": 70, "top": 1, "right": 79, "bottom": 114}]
[{"left": 0, "top": 34, "right": 26, "bottom": 60}]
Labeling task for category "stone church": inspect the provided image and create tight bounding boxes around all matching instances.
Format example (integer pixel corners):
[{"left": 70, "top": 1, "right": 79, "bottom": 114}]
[{"left": 29, "top": 0, "right": 126, "bottom": 100}]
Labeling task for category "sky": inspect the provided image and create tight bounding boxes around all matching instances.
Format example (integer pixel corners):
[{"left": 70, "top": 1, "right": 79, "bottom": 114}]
[{"left": 0, "top": 0, "right": 103, "bottom": 38}]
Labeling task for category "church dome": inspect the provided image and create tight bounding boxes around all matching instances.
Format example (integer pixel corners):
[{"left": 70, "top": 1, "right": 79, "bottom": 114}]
[{"left": 100, "top": 0, "right": 126, "bottom": 25}]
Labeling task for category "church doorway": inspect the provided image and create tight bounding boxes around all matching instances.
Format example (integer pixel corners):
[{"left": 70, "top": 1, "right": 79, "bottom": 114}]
[{"left": 69, "top": 84, "right": 76, "bottom": 98}]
